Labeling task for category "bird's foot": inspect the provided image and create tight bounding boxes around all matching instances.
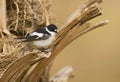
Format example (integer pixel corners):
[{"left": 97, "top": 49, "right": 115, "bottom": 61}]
[
  {"left": 40, "top": 51, "right": 51, "bottom": 58},
  {"left": 37, "top": 48, "right": 52, "bottom": 58}
]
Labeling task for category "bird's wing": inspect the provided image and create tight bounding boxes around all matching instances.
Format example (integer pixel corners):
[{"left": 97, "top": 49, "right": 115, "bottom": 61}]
[{"left": 15, "top": 32, "right": 51, "bottom": 42}]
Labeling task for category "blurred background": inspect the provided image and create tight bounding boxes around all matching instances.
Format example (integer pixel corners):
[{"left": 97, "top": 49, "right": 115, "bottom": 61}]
[{"left": 50, "top": 0, "right": 120, "bottom": 82}]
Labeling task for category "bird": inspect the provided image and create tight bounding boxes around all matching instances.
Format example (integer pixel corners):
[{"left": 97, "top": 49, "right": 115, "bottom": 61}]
[{"left": 16, "top": 24, "right": 58, "bottom": 53}]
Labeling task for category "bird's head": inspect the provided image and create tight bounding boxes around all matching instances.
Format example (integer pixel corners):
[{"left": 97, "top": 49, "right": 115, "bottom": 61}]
[{"left": 47, "top": 24, "right": 58, "bottom": 33}]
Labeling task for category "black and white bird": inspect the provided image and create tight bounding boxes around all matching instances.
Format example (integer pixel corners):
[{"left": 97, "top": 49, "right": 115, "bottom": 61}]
[{"left": 16, "top": 24, "right": 58, "bottom": 52}]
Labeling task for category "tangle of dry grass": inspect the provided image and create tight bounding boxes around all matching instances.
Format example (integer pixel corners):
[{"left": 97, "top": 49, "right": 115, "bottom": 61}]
[{"left": 0, "top": 0, "right": 53, "bottom": 78}]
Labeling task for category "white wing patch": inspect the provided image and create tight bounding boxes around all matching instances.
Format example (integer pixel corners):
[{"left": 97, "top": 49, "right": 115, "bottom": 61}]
[{"left": 30, "top": 32, "right": 44, "bottom": 39}]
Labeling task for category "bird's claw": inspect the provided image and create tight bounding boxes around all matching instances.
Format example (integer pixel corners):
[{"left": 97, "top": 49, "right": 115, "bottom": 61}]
[{"left": 41, "top": 51, "right": 51, "bottom": 58}]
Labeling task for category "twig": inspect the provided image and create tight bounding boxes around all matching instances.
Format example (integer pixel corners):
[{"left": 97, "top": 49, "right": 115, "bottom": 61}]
[
  {"left": 26, "top": 0, "right": 40, "bottom": 22},
  {"left": 38, "top": 0, "right": 50, "bottom": 25},
  {"left": 7, "top": 21, "right": 16, "bottom": 29},
  {"left": 23, "top": 0, "right": 27, "bottom": 29},
  {"left": 14, "top": 1, "right": 19, "bottom": 31}
]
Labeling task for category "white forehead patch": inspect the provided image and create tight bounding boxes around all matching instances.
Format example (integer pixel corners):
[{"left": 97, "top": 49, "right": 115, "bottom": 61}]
[{"left": 30, "top": 32, "right": 43, "bottom": 38}]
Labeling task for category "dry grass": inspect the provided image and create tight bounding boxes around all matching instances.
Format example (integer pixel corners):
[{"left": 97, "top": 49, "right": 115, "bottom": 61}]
[{"left": 0, "top": 0, "right": 52, "bottom": 78}]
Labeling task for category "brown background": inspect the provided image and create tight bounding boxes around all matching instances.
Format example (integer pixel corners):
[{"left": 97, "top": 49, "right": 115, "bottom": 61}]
[{"left": 50, "top": 0, "right": 120, "bottom": 82}]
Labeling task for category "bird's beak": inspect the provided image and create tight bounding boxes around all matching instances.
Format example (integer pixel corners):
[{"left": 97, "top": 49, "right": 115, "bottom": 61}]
[{"left": 54, "top": 30, "right": 58, "bottom": 33}]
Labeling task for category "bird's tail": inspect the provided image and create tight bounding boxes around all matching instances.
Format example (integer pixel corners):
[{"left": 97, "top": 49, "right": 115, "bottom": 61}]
[{"left": 14, "top": 37, "right": 27, "bottom": 42}]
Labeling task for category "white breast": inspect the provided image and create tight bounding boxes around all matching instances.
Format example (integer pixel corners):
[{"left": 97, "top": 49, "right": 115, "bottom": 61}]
[{"left": 33, "top": 33, "right": 55, "bottom": 48}]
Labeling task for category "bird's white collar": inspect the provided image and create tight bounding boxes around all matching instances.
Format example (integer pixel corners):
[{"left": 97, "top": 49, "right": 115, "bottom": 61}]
[{"left": 45, "top": 27, "right": 55, "bottom": 36}]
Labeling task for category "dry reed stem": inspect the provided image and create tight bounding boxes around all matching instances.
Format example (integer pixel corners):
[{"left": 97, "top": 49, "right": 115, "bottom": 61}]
[
  {"left": 55, "top": 3, "right": 102, "bottom": 46},
  {"left": 14, "top": 1, "right": 19, "bottom": 31},
  {"left": 1, "top": 0, "right": 10, "bottom": 35}
]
